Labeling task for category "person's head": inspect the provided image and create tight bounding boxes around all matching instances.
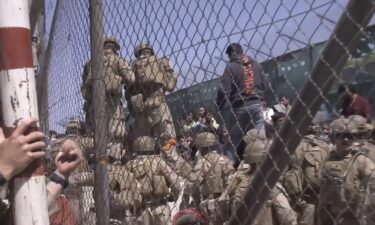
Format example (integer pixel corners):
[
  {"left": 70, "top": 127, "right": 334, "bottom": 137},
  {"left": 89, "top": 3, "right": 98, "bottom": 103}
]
[
  {"left": 65, "top": 118, "right": 84, "bottom": 136},
  {"left": 338, "top": 84, "right": 356, "bottom": 96},
  {"left": 103, "top": 36, "right": 120, "bottom": 54},
  {"left": 134, "top": 43, "right": 154, "bottom": 58},
  {"left": 107, "top": 143, "right": 123, "bottom": 165},
  {"left": 172, "top": 208, "right": 209, "bottom": 225},
  {"left": 187, "top": 112, "right": 196, "bottom": 122},
  {"left": 338, "top": 84, "right": 357, "bottom": 103},
  {"left": 244, "top": 128, "right": 267, "bottom": 145},
  {"left": 206, "top": 112, "right": 213, "bottom": 120},
  {"left": 178, "top": 117, "right": 185, "bottom": 125},
  {"left": 330, "top": 115, "right": 369, "bottom": 150},
  {"left": 225, "top": 43, "right": 244, "bottom": 60},
  {"left": 131, "top": 136, "right": 156, "bottom": 154},
  {"left": 198, "top": 107, "right": 206, "bottom": 118},
  {"left": 194, "top": 132, "right": 218, "bottom": 155},
  {"left": 271, "top": 112, "right": 286, "bottom": 129},
  {"left": 217, "top": 126, "right": 229, "bottom": 144},
  {"left": 243, "top": 140, "right": 268, "bottom": 173},
  {"left": 260, "top": 97, "right": 268, "bottom": 109},
  {"left": 278, "top": 95, "right": 290, "bottom": 107},
  {"left": 321, "top": 122, "right": 331, "bottom": 136}
]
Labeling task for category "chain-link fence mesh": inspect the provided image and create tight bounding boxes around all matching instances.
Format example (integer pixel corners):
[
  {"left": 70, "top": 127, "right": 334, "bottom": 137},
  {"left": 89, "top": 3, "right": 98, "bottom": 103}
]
[{"left": 37, "top": 0, "right": 375, "bottom": 224}]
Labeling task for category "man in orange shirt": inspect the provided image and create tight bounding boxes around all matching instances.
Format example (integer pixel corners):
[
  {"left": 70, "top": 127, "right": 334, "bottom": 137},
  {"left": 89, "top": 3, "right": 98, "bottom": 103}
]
[{"left": 216, "top": 43, "right": 267, "bottom": 166}]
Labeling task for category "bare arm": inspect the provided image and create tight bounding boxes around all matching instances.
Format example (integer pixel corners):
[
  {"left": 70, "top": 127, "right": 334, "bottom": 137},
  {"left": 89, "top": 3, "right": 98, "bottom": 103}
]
[
  {"left": 47, "top": 139, "right": 83, "bottom": 212},
  {"left": 216, "top": 66, "right": 233, "bottom": 110}
]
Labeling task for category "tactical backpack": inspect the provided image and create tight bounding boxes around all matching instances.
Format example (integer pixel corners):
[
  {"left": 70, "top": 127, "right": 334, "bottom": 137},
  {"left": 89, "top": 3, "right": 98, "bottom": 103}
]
[
  {"left": 350, "top": 141, "right": 375, "bottom": 163},
  {"left": 109, "top": 166, "right": 142, "bottom": 210},
  {"left": 108, "top": 105, "right": 126, "bottom": 138},
  {"left": 282, "top": 168, "right": 304, "bottom": 196},
  {"left": 127, "top": 156, "right": 169, "bottom": 197},
  {"left": 301, "top": 136, "right": 330, "bottom": 189},
  {"left": 201, "top": 153, "right": 230, "bottom": 199},
  {"left": 133, "top": 56, "right": 166, "bottom": 86},
  {"left": 133, "top": 56, "right": 177, "bottom": 92},
  {"left": 104, "top": 54, "right": 123, "bottom": 95},
  {"left": 319, "top": 152, "right": 365, "bottom": 206},
  {"left": 282, "top": 139, "right": 305, "bottom": 196}
]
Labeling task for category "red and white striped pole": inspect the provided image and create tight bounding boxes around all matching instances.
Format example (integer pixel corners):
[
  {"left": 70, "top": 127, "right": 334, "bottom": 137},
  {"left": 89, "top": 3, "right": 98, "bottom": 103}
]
[{"left": 0, "top": 1, "right": 49, "bottom": 225}]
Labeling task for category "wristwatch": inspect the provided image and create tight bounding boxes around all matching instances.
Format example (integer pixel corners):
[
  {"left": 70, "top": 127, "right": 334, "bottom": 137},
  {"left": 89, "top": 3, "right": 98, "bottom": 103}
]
[
  {"left": 0, "top": 172, "right": 7, "bottom": 187},
  {"left": 50, "top": 173, "right": 69, "bottom": 189}
]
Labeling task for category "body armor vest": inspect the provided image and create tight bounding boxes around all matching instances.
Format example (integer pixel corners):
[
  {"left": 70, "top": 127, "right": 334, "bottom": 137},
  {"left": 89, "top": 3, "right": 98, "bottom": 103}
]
[
  {"left": 201, "top": 153, "right": 229, "bottom": 199},
  {"left": 320, "top": 152, "right": 364, "bottom": 207},
  {"left": 127, "top": 156, "right": 169, "bottom": 198}
]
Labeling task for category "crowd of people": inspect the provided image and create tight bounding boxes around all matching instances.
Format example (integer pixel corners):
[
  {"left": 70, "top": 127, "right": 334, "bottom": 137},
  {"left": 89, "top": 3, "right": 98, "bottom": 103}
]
[
  {"left": 1, "top": 36, "right": 374, "bottom": 225},
  {"left": 177, "top": 107, "right": 220, "bottom": 136}
]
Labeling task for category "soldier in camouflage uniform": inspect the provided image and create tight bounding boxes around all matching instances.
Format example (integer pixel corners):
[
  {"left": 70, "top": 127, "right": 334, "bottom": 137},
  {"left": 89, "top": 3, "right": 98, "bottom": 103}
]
[
  {"left": 343, "top": 115, "right": 375, "bottom": 224},
  {"left": 346, "top": 115, "right": 375, "bottom": 162},
  {"left": 81, "top": 36, "right": 135, "bottom": 147},
  {"left": 126, "top": 136, "right": 184, "bottom": 225},
  {"left": 219, "top": 140, "right": 297, "bottom": 225},
  {"left": 317, "top": 117, "right": 375, "bottom": 225},
  {"left": 126, "top": 43, "right": 177, "bottom": 146},
  {"left": 63, "top": 119, "right": 95, "bottom": 225},
  {"left": 106, "top": 145, "right": 142, "bottom": 224},
  {"left": 161, "top": 143, "right": 193, "bottom": 179},
  {"left": 243, "top": 128, "right": 268, "bottom": 144},
  {"left": 281, "top": 126, "right": 332, "bottom": 225},
  {"left": 186, "top": 132, "right": 234, "bottom": 225}
]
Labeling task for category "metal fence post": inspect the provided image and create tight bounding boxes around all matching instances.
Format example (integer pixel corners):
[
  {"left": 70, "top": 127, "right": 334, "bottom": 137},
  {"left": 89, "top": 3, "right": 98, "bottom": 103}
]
[
  {"left": 89, "top": 0, "right": 110, "bottom": 224},
  {"left": 228, "top": 0, "right": 375, "bottom": 224},
  {"left": 0, "top": 0, "right": 49, "bottom": 224}
]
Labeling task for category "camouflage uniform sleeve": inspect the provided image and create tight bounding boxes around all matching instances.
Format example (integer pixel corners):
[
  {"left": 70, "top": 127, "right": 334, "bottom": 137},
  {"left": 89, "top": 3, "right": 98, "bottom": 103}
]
[
  {"left": 355, "top": 154, "right": 375, "bottom": 181},
  {"left": 118, "top": 57, "right": 135, "bottom": 84},
  {"left": 184, "top": 158, "right": 211, "bottom": 196},
  {"left": 228, "top": 173, "right": 249, "bottom": 210},
  {"left": 272, "top": 184, "right": 298, "bottom": 225},
  {"left": 188, "top": 157, "right": 211, "bottom": 184},
  {"left": 158, "top": 158, "right": 184, "bottom": 191},
  {"left": 160, "top": 57, "right": 177, "bottom": 92},
  {"left": 69, "top": 171, "right": 94, "bottom": 186},
  {"left": 109, "top": 166, "right": 143, "bottom": 209},
  {"left": 223, "top": 157, "right": 235, "bottom": 186}
]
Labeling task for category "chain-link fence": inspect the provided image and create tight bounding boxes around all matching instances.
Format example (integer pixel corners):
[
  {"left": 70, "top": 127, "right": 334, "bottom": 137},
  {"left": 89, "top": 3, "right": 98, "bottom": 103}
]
[{"left": 37, "top": 0, "right": 375, "bottom": 224}]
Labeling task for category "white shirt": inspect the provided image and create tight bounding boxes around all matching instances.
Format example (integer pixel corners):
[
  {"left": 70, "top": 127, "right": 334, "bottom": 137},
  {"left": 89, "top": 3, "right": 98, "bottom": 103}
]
[
  {"left": 274, "top": 103, "right": 291, "bottom": 114},
  {"left": 263, "top": 107, "right": 275, "bottom": 124}
]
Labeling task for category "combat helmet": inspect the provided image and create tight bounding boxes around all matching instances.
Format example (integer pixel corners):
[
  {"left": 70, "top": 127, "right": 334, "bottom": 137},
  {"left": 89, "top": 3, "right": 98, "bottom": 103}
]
[
  {"left": 132, "top": 136, "right": 155, "bottom": 153},
  {"left": 243, "top": 140, "right": 267, "bottom": 164},
  {"left": 134, "top": 43, "right": 154, "bottom": 58},
  {"left": 65, "top": 118, "right": 83, "bottom": 135},
  {"left": 107, "top": 142, "right": 123, "bottom": 161},
  {"left": 347, "top": 115, "right": 373, "bottom": 133},
  {"left": 331, "top": 116, "right": 371, "bottom": 135},
  {"left": 194, "top": 132, "right": 218, "bottom": 149},
  {"left": 104, "top": 36, "right": 120, "bottom": 50},
  {"left": 330, "top": 117, "right": 351, "bottom": 134},
  {"left": 244, "top": 128, "right": 267, "bottom": 144}
]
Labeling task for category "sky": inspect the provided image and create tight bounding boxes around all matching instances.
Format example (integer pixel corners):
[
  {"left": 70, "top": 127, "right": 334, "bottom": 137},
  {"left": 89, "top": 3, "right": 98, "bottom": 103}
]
[{"left": 42, "top": 0, "right": 373, "bottom": 132}]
